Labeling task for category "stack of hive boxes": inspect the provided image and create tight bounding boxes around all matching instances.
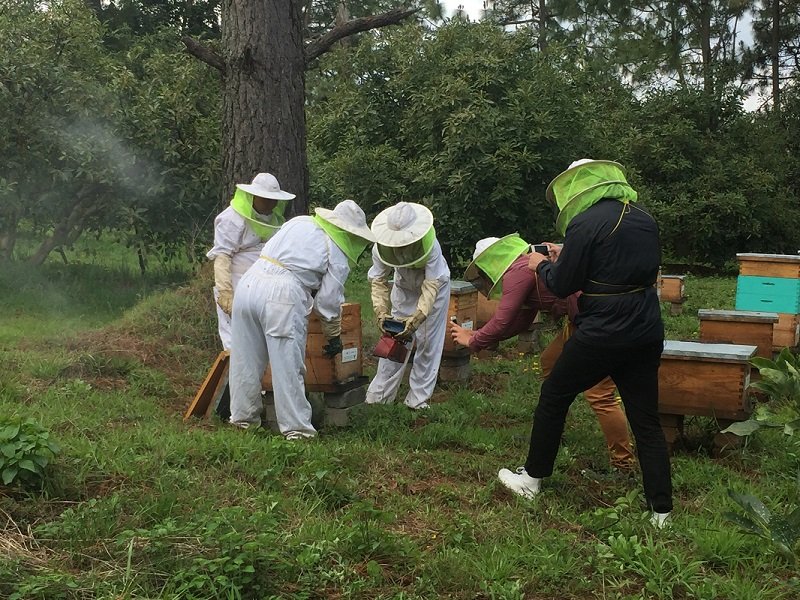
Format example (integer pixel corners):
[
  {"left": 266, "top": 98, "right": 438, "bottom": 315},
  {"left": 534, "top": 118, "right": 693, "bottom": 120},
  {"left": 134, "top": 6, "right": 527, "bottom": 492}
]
[
  {"left": 734, "top": 253, "right": 800, "bottom": 350},
  {"left": 440, "top": 281, "right": 478, "bottom": 382}
]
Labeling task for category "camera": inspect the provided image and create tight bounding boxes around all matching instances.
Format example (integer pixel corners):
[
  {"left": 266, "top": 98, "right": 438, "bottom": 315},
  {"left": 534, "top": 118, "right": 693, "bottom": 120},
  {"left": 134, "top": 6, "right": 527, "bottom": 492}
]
[{"left": 532, "top": 244, "right": 549, "bottom": 255}]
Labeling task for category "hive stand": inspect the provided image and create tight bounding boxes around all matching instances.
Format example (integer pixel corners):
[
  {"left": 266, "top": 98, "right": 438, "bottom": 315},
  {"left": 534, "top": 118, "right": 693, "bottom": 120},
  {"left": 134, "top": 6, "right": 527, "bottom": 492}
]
[
  {"left": 735, "top": 253, "right": 800, "bottom": 350},
  {"left": 658, "top": 340, "right": 757, "bottom": 453}
]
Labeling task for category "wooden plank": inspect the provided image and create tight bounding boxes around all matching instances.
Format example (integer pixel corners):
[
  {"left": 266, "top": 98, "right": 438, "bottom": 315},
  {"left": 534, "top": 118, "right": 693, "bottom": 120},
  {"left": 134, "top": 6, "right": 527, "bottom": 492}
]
[{"left": 184, "top": 351, "right": 230, "bottom": 421}]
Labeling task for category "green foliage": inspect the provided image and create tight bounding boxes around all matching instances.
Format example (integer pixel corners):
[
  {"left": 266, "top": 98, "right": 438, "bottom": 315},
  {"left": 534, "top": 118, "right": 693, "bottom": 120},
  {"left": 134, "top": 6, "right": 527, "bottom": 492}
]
[
  {"left": 722, "top": 348, "right": 800, "bottom": 438},
  {"left": 309, "top": 22, "right": 627, "bottom": 265},
  {"left": 725, "top": 488, "right": 800, "bottom": 562},
  {"left": 0, "top": 417, "right": 60, "bottom": 488},
  {"left": 751, "top": 348, "right": 800, "bottom": 406}
]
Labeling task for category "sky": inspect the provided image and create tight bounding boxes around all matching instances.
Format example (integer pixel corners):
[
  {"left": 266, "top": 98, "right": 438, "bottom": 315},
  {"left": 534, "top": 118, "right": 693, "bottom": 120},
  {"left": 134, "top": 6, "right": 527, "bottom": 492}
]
[{"left": 442, "top": 0, "right": 486, "bottom": 20}]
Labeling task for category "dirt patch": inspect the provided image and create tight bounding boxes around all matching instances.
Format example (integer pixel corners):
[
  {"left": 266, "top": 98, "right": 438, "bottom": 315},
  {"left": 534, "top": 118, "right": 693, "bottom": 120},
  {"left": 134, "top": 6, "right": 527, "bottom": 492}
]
[{"left": 468, "top": 372, "right": 509, "bottom": 395}]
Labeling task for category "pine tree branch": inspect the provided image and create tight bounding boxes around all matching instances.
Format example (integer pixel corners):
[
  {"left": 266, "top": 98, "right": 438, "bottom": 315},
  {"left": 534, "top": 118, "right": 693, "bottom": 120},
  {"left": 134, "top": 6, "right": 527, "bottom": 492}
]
[
  {"left": 182, "top": 36, "right": 226, "bottom": 73},
  {"left": 304, "top": 7, "right": 419, "bottom": 63}
]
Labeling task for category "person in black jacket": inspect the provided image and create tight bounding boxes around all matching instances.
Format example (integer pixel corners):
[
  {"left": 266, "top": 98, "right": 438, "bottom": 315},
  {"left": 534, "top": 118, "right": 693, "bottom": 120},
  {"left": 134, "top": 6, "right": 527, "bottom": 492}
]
[{"left": 497, "top": 159, "right": 672, "bottom": 528}]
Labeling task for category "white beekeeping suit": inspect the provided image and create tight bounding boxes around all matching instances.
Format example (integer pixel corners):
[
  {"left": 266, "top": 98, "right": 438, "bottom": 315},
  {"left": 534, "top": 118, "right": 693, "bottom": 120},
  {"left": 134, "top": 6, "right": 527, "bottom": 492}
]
[
  {"left": 366, "top": 202, "right": 451, "bottom": 410},
  {"left": 228, "top": 200, "right": 375, "bottom": 439},
  {"left": 206, "top": 173, "right": 294, "bottom": 350}
]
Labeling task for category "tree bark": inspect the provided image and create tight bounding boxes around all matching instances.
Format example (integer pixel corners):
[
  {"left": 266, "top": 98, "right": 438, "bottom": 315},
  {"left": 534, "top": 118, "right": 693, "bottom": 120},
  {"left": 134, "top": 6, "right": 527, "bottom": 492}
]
[
  {"left": 221, "top": 0, "right": 308, "bottom": 214},
  {"left": 771, "top": 0, "right": 781, "bottom": 115}
]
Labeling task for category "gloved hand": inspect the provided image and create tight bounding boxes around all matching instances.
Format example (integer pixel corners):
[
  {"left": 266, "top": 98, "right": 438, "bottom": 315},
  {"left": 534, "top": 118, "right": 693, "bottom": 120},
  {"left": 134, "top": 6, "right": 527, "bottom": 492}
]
[
  {"left": 375, "top": 312, "right": 392, "bottom": 334},
  {"left": 214, "top": 254, "right": 234, "bottom": 315},
  {"left": 322, "top": 335, "right": 343, "bottom": 358},
  {"left": 396, "top": 311, "right": 426, "bottom": 342},
  {"left": 371, "top": 277, "right": 392, "bottom": 324},
  {"left": 217, "top": 289, "right": 234, "bottom": 315}
]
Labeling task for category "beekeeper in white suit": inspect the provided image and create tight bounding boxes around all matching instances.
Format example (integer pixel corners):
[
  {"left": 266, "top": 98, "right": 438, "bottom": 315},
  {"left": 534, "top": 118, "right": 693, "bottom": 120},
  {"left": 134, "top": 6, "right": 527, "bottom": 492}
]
[
  {"left": 366, "top": 202, "right": 451, "bottom": 410},
  {"left": 207, "top": 172, "right": 294, "bottom": 350},
  {"left": 228, "top": 199, "right": 376, "bottom": 439}
]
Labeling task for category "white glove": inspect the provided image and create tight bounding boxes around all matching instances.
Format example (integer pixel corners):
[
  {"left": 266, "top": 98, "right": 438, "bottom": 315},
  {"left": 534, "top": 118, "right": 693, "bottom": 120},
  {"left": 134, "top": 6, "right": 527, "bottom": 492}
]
[
  {"left": 416, "top": 278, "right": 442, "bottom": 319},
  {"left": 370, "top": 277, "right": 392, "bottom": 330},
  {"left": 214, "top": 255, "right": 234, "bottom": 315}
]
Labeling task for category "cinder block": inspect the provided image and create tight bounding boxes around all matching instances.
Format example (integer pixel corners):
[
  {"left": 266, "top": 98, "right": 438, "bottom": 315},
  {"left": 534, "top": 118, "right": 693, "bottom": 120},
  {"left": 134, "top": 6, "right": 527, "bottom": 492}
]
[
  {"left": 325, "top": 404, "right": 364, "bottom": 427},
  {"left": 324, "top": 385, "right": 367, "bottom": 409},
  {"left": 261, "top": 391, "right": 326, "bottom": 431}
]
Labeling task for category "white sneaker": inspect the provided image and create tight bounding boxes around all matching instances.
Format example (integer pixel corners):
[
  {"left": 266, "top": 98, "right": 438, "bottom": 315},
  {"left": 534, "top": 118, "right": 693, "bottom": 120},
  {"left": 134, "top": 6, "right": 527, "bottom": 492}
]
[
  {"left": 409, "top": 402, "right": 430, "bottom": 411},
  {"left": 284, "top": 431, "right": 315, "bottom": 441},
  {"left": 650, "top": 511, "right": 671, "bottom": 529},
  {"left": 498, "top": 467, "right": 541, "bottom": 499}
]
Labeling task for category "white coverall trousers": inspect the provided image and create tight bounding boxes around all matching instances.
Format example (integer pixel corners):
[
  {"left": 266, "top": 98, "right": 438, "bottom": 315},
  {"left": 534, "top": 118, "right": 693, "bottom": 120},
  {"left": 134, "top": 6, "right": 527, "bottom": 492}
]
[
  {"left": 228, "top": 264, "right": 315, "bottom": 437},
  {"left": 214, "top": 248, "right": 261, "bottom": 350},
  {"left": 365, "top": 281, "right": 450, "bottom": 408}
]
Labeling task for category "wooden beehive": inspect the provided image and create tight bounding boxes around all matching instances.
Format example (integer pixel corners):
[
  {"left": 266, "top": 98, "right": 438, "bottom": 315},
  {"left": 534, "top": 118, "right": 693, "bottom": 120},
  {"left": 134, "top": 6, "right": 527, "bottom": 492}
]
[
  {"left": 262, "top": 303, "right": 363, "bottom": 392},
  {"left": 698, "top": 309, "right": 778, "bottom": 359},
  {"left": 658, "top": 341, "right": 756, "bottom": 421},
  {"left": 476, "top": 293, "right": 500, "bottom": 328},
  {"left": 658, "top": 274, "right": 686, "bottom": 304},
  {"left": 737, "top": 253, "right": 800, "bottom": 278},
  {"left": 443, "top": 280, "right": 478, "bottom": 355},
  {"left": 735, "top": 253, "right": 800, "bottom": 349}
]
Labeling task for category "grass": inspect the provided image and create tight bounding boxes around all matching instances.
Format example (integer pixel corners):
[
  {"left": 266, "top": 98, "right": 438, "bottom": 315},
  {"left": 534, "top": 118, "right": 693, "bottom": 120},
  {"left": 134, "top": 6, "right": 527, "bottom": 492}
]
[{"left": 1, "top": 250, "right": 799, "bottom": 599}]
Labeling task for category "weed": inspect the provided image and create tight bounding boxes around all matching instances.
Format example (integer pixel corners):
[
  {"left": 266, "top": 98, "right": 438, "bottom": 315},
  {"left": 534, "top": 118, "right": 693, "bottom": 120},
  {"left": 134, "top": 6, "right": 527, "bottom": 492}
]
[{"left": 0, "top": 417, "right": 60, "bottom": 488}]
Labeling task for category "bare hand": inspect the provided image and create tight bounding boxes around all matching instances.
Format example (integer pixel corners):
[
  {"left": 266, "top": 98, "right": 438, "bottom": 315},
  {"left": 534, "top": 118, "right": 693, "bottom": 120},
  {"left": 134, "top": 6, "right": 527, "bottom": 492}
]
[
  {"left": 449, "top": 322, "right": 474, "bottom": 347},
  {"left": 527, "top": 251, "right": 547, "bottom": 272},
  {"left": 544, "top": 242, "right": 562, "bottom": 262}
]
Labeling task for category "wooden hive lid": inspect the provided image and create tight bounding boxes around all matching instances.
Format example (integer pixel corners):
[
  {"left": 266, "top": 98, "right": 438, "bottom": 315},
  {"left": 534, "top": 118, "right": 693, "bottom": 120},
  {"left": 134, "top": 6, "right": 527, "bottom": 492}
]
[
  {"left": 662, "top": 340, "right": 757, "bottom": 362},
  {"left": 698, "top": 309, "right": 779, "bottom": 323},
  {"left": 736, "top": 253, "right": 800, "bottom": 264},
  {"left": 450, "top": 280, "right": 478, "bottom": 295}
]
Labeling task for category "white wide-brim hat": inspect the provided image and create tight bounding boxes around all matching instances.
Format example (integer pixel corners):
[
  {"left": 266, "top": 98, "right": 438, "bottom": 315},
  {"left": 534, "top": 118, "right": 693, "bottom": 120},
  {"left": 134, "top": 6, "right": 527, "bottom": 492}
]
[
  {"left": 315, "top": 199, "right": 376, "bottom": 242},
  {"left": 236, "top": 172, "right": 296, "bottom": 200},
  {"left": 371, "top": 202, "right": 434, "bottom": 247},
  {"left": 545, "top": 159, "right": 625, "bottom": 207}
]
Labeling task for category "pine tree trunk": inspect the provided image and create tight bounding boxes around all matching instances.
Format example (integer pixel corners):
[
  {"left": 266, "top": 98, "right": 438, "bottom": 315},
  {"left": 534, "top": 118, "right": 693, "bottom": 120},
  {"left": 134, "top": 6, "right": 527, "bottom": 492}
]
[{"left": 221, "top": 0, "right": 308, "bottom": 215}]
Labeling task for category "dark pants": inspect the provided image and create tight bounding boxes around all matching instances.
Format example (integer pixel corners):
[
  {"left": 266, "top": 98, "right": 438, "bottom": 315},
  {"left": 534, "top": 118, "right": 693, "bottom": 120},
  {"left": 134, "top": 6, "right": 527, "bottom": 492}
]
[{"left": 524, "top": 337, "right": 672, "bottom": 513}]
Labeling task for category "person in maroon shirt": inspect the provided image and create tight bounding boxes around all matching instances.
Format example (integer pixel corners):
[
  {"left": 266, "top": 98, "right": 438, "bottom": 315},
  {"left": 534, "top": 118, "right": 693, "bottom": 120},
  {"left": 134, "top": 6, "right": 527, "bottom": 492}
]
[{"left": 450, "top": 234, "right": 634, "bottom": 469}]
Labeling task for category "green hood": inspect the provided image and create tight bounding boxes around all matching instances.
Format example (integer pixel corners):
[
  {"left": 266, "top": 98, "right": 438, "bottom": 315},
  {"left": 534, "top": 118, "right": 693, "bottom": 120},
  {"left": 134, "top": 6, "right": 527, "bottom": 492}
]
[
  {"left": 546, "top": 161, "right": 638, "bottom": 236},
  {"left": 464, "top": 233, "right": 530, "bottom": 299},
  {"left": 231, "top": 188, "right": 288, "bottom": 240},
  {"left": 313, "top": 215, "right": 371, "bottom": 268}
]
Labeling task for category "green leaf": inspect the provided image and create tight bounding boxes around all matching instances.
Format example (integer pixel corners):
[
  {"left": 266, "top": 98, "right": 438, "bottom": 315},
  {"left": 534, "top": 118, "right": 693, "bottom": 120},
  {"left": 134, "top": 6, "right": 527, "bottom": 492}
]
[
  {"left": 720, "top": 420, "right": 761, "bottom": 436},
  {"left": 0, "top": 424, "right": 20, "bottom": 441},
  {"left": 2, "top": 466, "right": 18, "bottom": 485},
  {"left": 18, "top": 459, "right": 37, "bottom": 472},
  {"left": 0, "top": 443, "right": 16, "bottom": 458}
]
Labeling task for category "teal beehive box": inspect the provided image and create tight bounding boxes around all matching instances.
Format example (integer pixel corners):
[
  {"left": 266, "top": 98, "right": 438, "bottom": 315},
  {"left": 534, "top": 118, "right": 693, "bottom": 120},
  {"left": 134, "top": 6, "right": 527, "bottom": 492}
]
[{"left": 735, "top": 253, "right": 800, "bottom": 349}]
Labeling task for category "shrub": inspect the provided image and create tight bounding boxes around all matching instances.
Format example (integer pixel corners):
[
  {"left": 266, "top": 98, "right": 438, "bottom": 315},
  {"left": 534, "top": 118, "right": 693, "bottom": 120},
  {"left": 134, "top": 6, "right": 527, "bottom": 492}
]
[{"left": 0, "top": 417, "right": 60, "bottom": 488}]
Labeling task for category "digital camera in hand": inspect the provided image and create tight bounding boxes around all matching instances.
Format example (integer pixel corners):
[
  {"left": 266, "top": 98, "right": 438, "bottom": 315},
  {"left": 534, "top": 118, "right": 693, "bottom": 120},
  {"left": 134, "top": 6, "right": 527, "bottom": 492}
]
[{"left": 532, "top": 244, "right": 549, "bottom": 255}]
